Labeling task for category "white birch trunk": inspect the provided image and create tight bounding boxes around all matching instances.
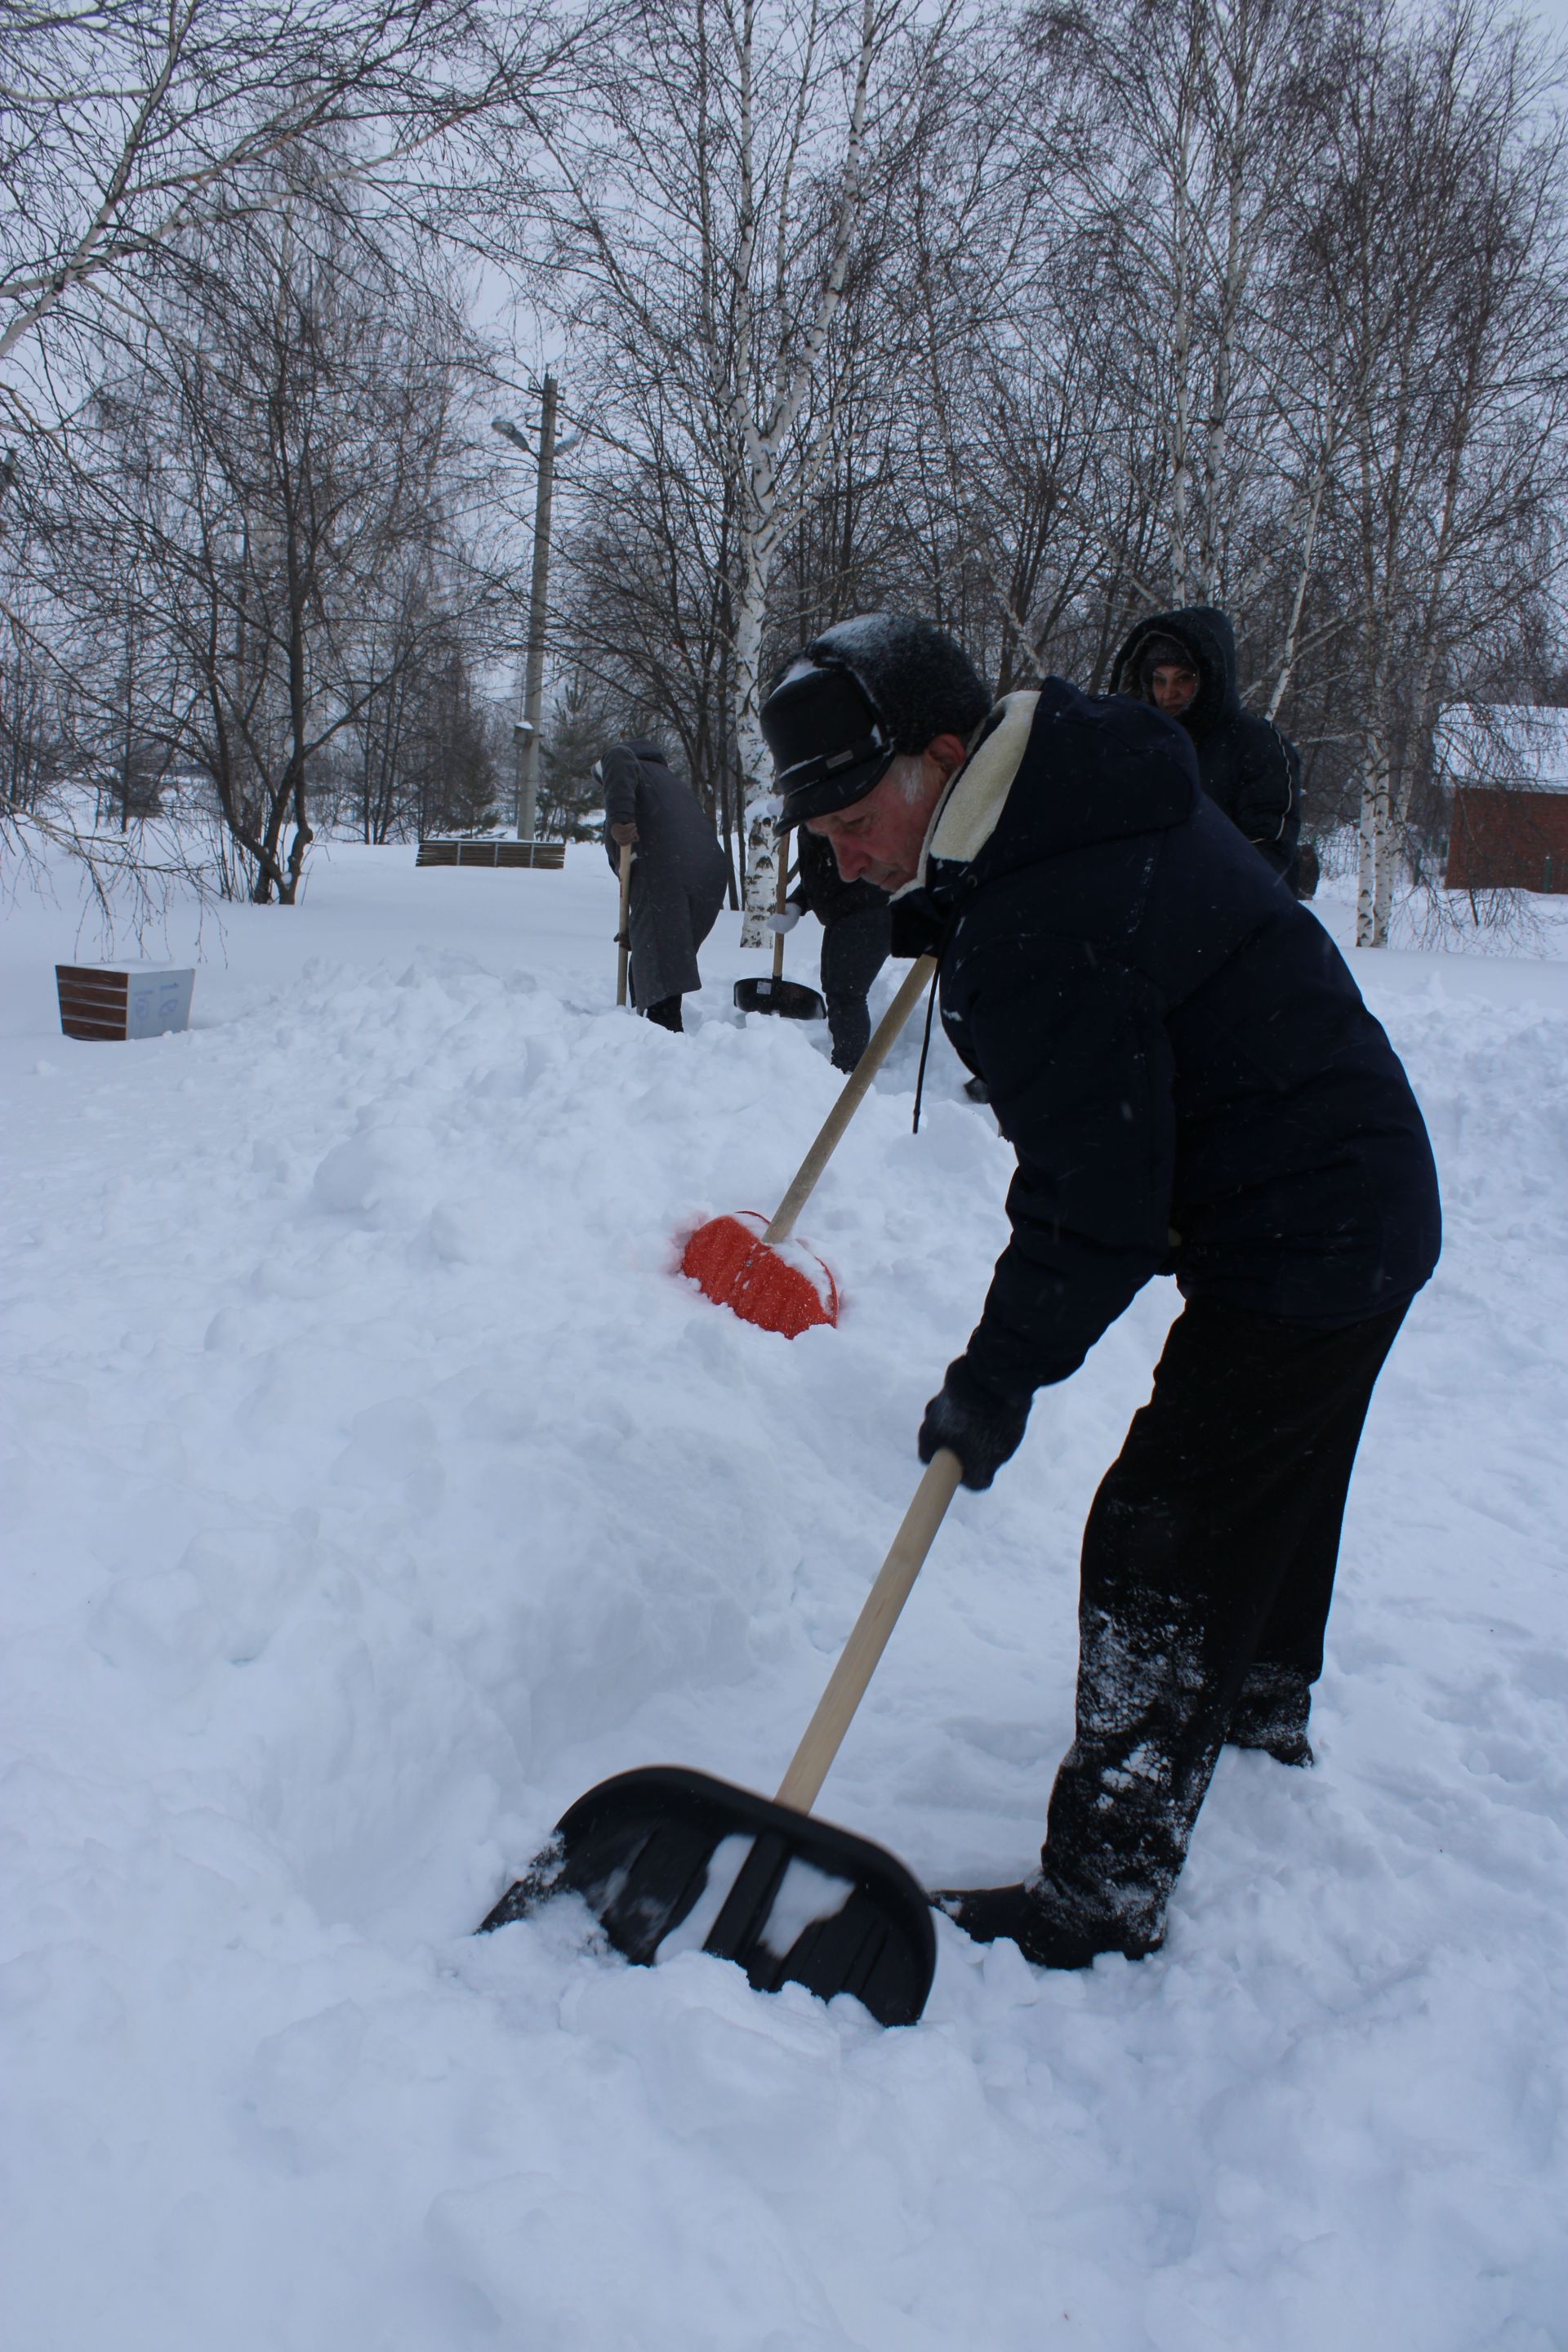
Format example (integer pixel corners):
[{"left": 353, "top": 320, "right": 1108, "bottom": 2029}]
[
  {"left": 1356, "top": 736, "right": 1392, "bottom": 948},
  {"left": 1372, "top": 763, "right": 1396, "bottom": 945},
  {"left": 1356, "top": 774, "right": 1377, "bottom": 948},
  {"left": 1267, "top": 467, "right": 1327, "bottom": 719},
  {"left": 1169, "top": 98, "right": 1195, "bottom": 603},
  {"left": 733, "top": 530, "right": 779, "bottom": 947},
  {"left": 1202, "top": 61, "right": 1246, "bottom": 601},
  {"left": 728, "top": 0, "right": 876, "bottom": 947}
]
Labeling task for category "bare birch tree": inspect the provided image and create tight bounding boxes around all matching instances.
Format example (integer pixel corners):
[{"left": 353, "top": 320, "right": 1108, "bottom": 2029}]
[
  {"left": 64, "top": 192, "right": 497, "bottom": 900},
  {"left": 535, "top": 0, "right": 945, "bottom": 938},
  {"left": 1302, "top": 0, "right": 1568, "bottom": 943},
  {"left": 0, "top": 0, "right": 578, "bottom": 384},
  {"left": 0, "top": 0, "right": 596, "bottom": 916},
  {"left": 550, "top": 387, "right": 748, "bottom": 880},
  {"left": 1038, "top": 0, "right": 1335, "bottom": 606}
]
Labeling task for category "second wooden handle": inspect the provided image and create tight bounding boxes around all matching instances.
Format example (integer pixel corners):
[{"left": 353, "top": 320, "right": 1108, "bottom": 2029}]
[
  {"left": 615, "top": 842, "right": 633, "bottom": 1007},
  {"left": 764, "top": 954, "right": 937, "bottom": 1245}
]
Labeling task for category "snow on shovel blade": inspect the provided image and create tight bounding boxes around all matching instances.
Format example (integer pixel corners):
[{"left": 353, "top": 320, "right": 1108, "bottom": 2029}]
[
  {"left": 680, "top": 1211, "right": 838, "bottom": 1338},
  {"left": 479, "top": 1766, "right": 936, "bottom": 2028},
  {"left": 683, "top": 960, "right": 938, "bottom": 1340}
]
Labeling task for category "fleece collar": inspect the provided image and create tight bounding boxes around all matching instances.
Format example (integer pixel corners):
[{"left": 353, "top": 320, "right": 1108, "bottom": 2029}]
[{"left": 905, "top": 692, "right": 1039, "bottom": 893}]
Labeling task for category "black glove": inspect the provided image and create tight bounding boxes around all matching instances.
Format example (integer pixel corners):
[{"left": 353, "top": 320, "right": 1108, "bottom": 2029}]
[{"left": 918, "top": 1356, "right": 1031, "bottom": 1490}]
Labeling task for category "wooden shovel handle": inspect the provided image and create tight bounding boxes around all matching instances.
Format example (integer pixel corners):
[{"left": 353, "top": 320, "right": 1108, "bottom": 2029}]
[
  {"left": 774, "top": 1448, "right": 962, "bottom": 1815},
  {"left": 615, "top": 842, "right": 633, "bottom": 1007},
  {"left": 763, "top": 954, "right": 937, "bottom": 1245}
]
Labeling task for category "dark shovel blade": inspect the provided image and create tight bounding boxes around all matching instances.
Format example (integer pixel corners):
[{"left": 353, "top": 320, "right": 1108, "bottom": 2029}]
[
  {"left": 733, "top": 975, "right": 827, "bottom": 1022},
  {"left": 479, "top": 1765, "right": 935, "bottom": 2028}
]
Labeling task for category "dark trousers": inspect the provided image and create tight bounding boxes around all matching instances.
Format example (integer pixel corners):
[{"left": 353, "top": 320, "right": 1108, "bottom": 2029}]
[
  {"left": 819, "top": 903, "right": 891, "bottom": 1071},
  {"left": 1042, "top": 1294, "right": 1407, "bottom": 1947}
]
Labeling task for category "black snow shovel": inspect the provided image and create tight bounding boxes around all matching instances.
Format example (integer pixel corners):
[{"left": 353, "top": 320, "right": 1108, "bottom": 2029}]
[
  {"left": 733, "top": 857, "right": 826, "bottom": 1023},
  {"left": 480, "top": 1448, "right": 964, "bottom": 2026}
]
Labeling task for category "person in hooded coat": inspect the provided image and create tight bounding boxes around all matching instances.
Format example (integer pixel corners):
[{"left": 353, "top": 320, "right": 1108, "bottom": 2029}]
[
  {"left": 1111, "top": 605, "right": 1303, "bottom": 885},
  {"left": 598, "top": 740, "right": 728, "bottom": 1031},
  {"left": 760, "top": 613, "right": 1441, "bottom": 1972}
]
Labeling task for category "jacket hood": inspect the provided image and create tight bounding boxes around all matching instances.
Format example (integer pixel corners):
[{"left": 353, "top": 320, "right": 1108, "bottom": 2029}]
[
  {"left": 1110, "top": 605, "right": 1241, "bottom": 740},
  {"left": 913, "top": 679, "right": 1199, "bottom": 905}
]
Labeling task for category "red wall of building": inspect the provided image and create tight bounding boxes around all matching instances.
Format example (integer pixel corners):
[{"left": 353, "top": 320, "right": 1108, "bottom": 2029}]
[{"left": 1445, "top": 790, "right": 1568, "bottom": 894}]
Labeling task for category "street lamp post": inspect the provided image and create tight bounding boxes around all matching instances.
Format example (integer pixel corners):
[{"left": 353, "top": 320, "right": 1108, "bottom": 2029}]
[{"left": 492, "top": 376, "right": 583, "bottom": 844}]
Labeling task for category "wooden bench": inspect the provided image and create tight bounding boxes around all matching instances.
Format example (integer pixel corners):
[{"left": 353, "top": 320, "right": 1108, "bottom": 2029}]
[{"left": 416, "top": 839, "right": 566, "bottom": 870}]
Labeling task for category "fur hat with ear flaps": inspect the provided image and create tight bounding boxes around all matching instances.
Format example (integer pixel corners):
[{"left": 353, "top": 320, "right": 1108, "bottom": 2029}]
[{"left": 761, "top": 613, "right": 991, "bottom": 829}]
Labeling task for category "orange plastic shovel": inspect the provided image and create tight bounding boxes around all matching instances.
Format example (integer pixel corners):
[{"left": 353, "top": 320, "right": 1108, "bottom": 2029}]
[{"left": 681, "top": 954, "right": 938, "bottom": 1336}]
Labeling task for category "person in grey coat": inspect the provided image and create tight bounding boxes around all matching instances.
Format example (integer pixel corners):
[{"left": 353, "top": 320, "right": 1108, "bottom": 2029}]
[{"left": 598, "top": 741, "right": 728, "bottom": 1031}]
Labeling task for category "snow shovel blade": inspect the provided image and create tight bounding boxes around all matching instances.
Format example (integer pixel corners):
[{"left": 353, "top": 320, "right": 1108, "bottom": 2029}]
[
  {"left": 479, "top": 1765, "right": 935, "bottom": 2028},
  {"left": 680, "top": 1212, "right": 838, "bottom": 1337},
  {"left": 733, "top": 974, "right": 827, "bottom": 1022}
]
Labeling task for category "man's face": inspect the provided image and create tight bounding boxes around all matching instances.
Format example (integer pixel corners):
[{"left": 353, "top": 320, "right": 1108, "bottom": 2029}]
[
  {"left": 1149, "top": 662, "right": 1200, "bottom": 718},
  {"left": 805, "top": 737, "right": 964, "bottom": 890}
]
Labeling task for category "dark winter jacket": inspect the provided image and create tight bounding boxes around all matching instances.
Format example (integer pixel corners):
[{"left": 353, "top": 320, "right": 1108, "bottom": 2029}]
[
  {"left": 892, "top": 684, "right": 1441, "bottom": 1399},
  {"left": 790, "top": 826, "right": 889, "bottom": 927},
  {"left": 599, "top": 742, "right": 728, "bottom": 1004},
  {"left": 1111, "top": 605, "right": 1301, "bottom": 882}
]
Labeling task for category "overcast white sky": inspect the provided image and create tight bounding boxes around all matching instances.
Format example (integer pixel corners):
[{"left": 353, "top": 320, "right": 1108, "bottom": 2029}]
[{"left": 1529, "top": 0, "right": 1568, "bottom": 55}]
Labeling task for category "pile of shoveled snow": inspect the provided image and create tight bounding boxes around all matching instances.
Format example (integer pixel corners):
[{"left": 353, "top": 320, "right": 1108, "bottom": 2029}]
[{"left": 2, "top": 844, "right": 1564, "bottom": 2352}]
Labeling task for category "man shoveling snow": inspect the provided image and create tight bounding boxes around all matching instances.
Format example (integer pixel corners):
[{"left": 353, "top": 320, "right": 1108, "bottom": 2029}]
[{"left": 760, "top": 614, "right": 1442, "bottom": 1971}]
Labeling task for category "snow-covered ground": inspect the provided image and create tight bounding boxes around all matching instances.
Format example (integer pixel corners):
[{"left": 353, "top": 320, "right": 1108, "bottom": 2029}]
[{"left": 3, "top": 841, "right": 1566, "bottom": 2352}]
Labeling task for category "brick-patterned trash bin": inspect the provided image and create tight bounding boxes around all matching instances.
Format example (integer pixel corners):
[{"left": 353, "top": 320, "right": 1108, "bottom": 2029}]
[{"left": 56, "top": 963, "right": 195, "bottom": 1042}]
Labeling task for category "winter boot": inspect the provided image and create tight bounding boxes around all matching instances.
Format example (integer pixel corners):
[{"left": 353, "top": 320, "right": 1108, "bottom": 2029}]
[
  {"left": 930, "top": 1875, "right": 1162, "bottom": 1970},
  {"left": 1225, "top": 1664, "right": 1313, "bottom": 1766},
  {"left": 644, "top": 994, "right": 684, "bottom": 1033}
]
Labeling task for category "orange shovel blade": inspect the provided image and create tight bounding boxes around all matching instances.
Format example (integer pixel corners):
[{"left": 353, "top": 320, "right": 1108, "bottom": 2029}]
[{"left": 680, "top": 1213, "right": 839, "bottom": 1337}]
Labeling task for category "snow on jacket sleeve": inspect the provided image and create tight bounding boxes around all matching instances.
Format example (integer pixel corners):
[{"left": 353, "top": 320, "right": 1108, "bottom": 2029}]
[{"left": 951, "top": 930, "right": 1177, "bottom": 1399}]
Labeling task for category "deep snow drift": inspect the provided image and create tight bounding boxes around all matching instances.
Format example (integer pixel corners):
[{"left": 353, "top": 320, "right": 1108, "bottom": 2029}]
[{"left": 2, "top": 843, "right": 1566, "bottom": 2352}]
